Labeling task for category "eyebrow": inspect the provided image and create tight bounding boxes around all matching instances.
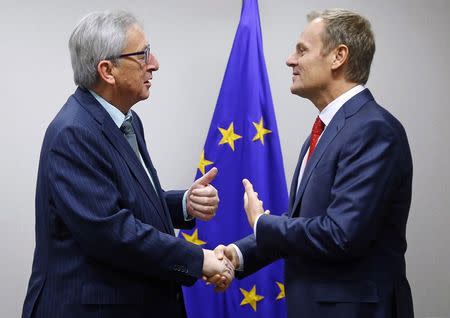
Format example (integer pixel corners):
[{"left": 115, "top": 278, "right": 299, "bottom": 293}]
[{"left": 134, "top": 44, "right": 149, "bottom": 53}]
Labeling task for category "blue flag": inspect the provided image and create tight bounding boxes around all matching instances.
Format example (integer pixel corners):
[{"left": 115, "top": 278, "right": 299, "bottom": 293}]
[{"left": 181, "top": 0, "right": 288, "bottom": 317}]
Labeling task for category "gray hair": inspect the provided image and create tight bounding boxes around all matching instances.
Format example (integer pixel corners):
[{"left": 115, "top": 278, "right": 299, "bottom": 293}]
[
  {"left": 307, "top": 9, "right": 375, "bottom": 85},
  {"left": 69, "top": 10, "right": 142, "bottom": 88}
]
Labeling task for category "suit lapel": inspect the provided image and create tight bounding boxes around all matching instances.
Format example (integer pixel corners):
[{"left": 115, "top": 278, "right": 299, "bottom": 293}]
[
  {"left": 73, "top": 88, "right": 172, "bottom": 232},
  {"left": 288, "top": 138, "right": 310, "bottom": 212},
  {"left": 291, "top": 89, "right": 374, "bottom": 215},
  {"left": 292, "top": 110, "right": 345, "bottom": 214},
  {"left": 102, "top": 120, "right": 173, "bottom": 232},
  {"left": 133, "top": 123, "right": 175, "bottom": 234}
]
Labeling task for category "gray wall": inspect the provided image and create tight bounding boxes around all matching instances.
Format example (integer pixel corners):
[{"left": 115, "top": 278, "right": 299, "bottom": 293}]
[{"left": 1, "top": 0, "right": 449, "bottom": 317}]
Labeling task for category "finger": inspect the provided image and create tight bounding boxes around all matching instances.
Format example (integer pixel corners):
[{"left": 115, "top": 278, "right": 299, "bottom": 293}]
[
  {"left": 215, "top": 279, "right": 230, "bottom": 292},
  {"left": 214, "top": 245, "right": 225, "bottom": 260},
  {"left": 189, "top": 209, "right": 215, "bottom": 221},
  {"left": 242, "top": 178, "right": 255, "bottom": 194},
  {"left": 223, "top": 246, "right": 238, "bottom": 268},
  {"left": 195, "top": 167, "right": 218, "bottom": 186},
  {"left": 221, "top": 272, "right": 233, "bottom": 285},
  {"left": 206, "top": 274, "right": 223, "bottom": 285},
  {"left": 189, "top": 193, "right": 219, "bottom": 205},
  {"left": 225, "top": 259, "right": 235, "bottom": 271},
  {"left": 222, "top": 255, "right": 234, "bottom": 268},
  {"left": 188, "top": 201, "right": 217, "bottom": 214},
  {"left": 191, "top": 185, "right": 218, "bottom": 197}
]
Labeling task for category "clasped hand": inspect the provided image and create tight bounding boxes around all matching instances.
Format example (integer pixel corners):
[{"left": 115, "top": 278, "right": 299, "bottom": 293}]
[
  {"left": 201, "top": 244, "right": 240, "bottom": 292},
  {"left": 202, "top": 249, "right": 235, "bottom": 292}
]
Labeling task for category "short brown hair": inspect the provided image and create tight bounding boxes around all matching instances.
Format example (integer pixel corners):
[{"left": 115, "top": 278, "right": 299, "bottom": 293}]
[{"left": 308, "top": 9, "right": 375, "bottom": 85}]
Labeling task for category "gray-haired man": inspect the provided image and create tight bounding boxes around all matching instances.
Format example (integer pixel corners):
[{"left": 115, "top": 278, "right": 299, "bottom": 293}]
[{"left": 22, "top": 10, "right": 232, "bottom": 318}]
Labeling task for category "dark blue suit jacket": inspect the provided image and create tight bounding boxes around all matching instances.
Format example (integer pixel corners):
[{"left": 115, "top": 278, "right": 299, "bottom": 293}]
[
  {"left": 22, "top": 87, "right": 203, "bottom": 318},
  {"left": 236, "top": 89, "right": 414, "bottom": 318}
]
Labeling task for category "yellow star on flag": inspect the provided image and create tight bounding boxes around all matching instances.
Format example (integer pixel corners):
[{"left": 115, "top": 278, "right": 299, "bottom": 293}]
[
  {"left": 240, "top": 285, "right": 264, "bottom": 312},
  {"left": 181, "top": 229, "right": 206, "bottom": 246},
  {"left": 276, "top": 281, "right": 285, "bottom": 300},
  {"left": 252, "top": 117, "right": 272, "bottom": 145},
  {"left": 218, "top": 122, "right": 242, "bottom": 151},
  {"left": 197, "top": 150, "right": 213, "bottom": 175}
]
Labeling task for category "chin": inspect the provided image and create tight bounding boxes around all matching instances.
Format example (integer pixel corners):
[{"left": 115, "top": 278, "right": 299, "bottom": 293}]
[
  {"left": 140, "top": 91, "right": 150, "bottom": 100},
  {"left": 290, "top": 85, "right": 303, "bottom": 97}
]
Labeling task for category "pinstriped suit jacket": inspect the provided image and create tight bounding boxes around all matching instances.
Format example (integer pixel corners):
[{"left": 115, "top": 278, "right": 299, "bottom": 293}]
[{"left": 22, "top": 87, "right": 203, "bottom": 318}]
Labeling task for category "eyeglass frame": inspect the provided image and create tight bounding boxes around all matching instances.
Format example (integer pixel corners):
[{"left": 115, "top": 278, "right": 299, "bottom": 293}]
[{"left": 107, "top": 44, "right": 151, "bottom": 64}]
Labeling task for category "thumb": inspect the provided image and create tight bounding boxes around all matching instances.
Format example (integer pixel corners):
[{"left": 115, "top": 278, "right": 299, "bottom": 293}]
[
  {"left": 195, "top": 167, "right": 218, "bottom": 186},
  {"left": 243, "top": 192, "right": 248, "bottom": 208},
  {"left": 214, "top": 245, "right": 225, "bottom": 260},
  {"left": 242, "top": 178, "right": 255, "bottom": 194}
]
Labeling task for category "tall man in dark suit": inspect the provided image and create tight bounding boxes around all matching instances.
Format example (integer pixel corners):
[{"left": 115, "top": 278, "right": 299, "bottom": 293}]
[
  {"left": 214, "top": 9, "right": 414, "bottom": 318},
  {"left": 22, "top": 10, "right": 233, "bottom": 318}
]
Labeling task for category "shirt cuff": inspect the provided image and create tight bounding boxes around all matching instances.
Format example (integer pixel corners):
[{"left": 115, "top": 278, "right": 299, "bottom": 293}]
[
  {"left": 229, "top": 244, "right": 244, "bottom": 271},
  {"left": 182, "top": 190, "right": 194, "bottom": 221}
]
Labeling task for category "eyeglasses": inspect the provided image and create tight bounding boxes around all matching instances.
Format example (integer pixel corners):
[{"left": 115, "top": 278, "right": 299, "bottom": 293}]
[{"left": 108, "top": 45, "right": 151, "bottom": 64}]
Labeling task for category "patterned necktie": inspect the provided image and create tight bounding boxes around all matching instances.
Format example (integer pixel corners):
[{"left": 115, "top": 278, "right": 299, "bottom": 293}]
[
  {"left": 307, "top": 116, "right": 325, "bottom": 161},
  {"left": 120, "top": 117, "right": 140, "bottom": 159},
  {"left": 120, "top": 116, "right": 159, "bottom": 194}
]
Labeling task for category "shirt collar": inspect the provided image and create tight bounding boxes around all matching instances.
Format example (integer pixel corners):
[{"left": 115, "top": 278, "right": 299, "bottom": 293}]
[
  {"left": 319, "top": 85, "right": 365, "bottom": 126},
  {"left": 89, "top": 90, "right": 132, "bottom": 128}
]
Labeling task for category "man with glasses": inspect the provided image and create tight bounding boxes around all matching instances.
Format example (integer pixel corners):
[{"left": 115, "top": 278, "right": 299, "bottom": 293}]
[{"left": 22, "top": 10, "right": 232, "bottom": 318}]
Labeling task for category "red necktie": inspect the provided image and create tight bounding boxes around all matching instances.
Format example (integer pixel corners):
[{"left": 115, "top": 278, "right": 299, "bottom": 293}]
[{"left": 307, "top": 116, "right": 325, "bottom": 161}]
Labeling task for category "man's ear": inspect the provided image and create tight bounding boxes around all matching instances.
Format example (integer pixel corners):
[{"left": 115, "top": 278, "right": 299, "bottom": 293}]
[
  {"left": 331, "top": 44, "right": 349, "bottom": 71},
  {"left": 97, "top": 60, "right": 116, "bottom": 85}
]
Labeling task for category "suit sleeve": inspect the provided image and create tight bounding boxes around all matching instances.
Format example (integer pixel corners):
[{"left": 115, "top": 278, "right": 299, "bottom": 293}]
[
  {"left": 234, "top": 234, "right": 282, "bottom": 278},
  {"left": 48, "top": 126, "right": 203, "bottom": 286},
  {"left": 256, "top": 119, "right": 402, "bottom": 260},
  {"left": 163, "top": 190, "right": 196, "bottom": 229}
]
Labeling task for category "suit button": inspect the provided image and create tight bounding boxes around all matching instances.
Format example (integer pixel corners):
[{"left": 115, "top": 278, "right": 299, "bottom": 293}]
[{"left": 176, "top": 292, "right": 181, "bottom": 301}]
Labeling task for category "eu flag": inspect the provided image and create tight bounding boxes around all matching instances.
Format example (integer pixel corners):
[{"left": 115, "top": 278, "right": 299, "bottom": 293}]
[{"left": 181, "top": 0, "right": 288, "bottom": 317}]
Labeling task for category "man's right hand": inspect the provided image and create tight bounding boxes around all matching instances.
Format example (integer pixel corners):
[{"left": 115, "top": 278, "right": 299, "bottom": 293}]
[
  {"left": 203, "top": 245, "right": 240, "bottom": 292},
  {"left": 202, "top": 249, "right": 234, "bottom": 291},
  {"left": 213, "top": 244, "right": 239, "bottom": 269}
]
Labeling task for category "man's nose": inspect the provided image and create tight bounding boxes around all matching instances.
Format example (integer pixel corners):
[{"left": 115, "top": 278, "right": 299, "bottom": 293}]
[
  {"left": 286, "top": 52, "right": 296, "bottom": 67},
  {"left": 147, "top": 53, "right": 159, "bottom": 71}
]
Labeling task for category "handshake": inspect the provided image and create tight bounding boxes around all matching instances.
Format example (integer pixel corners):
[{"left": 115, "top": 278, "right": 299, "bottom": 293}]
[
  {"left": 201, "top": 245, "right": 239, "bottom": 292},
  {"left": 187, "top": 168, "right": 266, "bottom": 292}
]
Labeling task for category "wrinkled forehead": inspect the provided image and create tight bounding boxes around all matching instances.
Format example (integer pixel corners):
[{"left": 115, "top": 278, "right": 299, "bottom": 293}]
[{"left": 124, "top": 24, "right": 149, "bottom": 50}]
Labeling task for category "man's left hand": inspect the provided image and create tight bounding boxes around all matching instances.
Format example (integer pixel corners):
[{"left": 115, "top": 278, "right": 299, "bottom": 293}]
[
  {"left": 243, "top": 178, "right": 265, "bottom": 228},
  {"left": 187, "top": 167, "right": 219, "bottom": 221}
]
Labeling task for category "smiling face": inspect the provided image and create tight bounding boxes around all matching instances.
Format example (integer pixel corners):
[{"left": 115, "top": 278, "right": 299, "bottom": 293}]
[
  {"left": 112, "top": 24, "right": 159, "bottom": 109},
  {"left": 286, "top": 18, "right": 335, "bottom": 103}
]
